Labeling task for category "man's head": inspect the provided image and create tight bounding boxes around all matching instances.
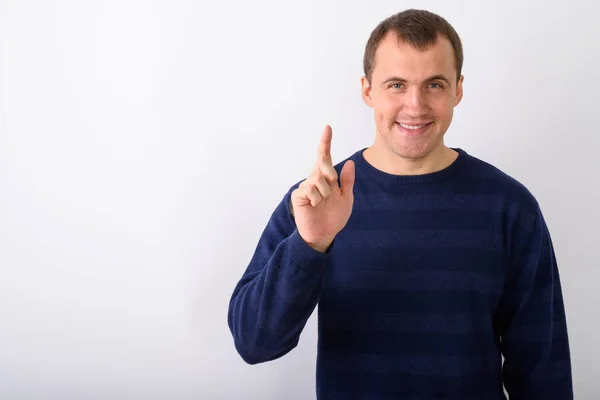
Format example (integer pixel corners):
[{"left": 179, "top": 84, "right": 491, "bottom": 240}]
[{"left": 361, "top": 9, "right": 464, "bottom": 163}]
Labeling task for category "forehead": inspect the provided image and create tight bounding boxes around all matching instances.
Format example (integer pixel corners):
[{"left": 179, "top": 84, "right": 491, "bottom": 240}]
[{"left": 372, "top": 32, "right": 456, "bottom": 82}]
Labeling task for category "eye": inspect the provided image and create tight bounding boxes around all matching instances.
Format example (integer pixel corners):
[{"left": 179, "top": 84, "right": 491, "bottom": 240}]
[
  {"left": 429, "top": 82, "right": 443, "bottom": 89},
  {"left": 390, "top": 83, "right": 403, "bottom": 89}
]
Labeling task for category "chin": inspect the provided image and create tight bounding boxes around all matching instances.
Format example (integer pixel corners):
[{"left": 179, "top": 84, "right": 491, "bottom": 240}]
[
  {"left": 389, "top": 139, "right": 440, "bottom": 160},
  {"left": 392, "top": 147, "right": 430, "bottom": 160}
]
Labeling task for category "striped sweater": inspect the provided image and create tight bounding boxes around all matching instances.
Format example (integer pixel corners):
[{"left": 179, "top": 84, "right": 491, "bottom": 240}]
[{"left": 228, "top": 147, "right": 573, "bottom": 399}]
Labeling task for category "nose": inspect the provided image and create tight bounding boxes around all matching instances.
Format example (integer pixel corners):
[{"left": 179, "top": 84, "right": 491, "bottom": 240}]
[{"left": 403, "top": 87, "right": 429, "bottom": 116}]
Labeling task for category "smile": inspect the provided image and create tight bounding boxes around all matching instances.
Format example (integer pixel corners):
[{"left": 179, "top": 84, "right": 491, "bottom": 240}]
[
  {"left": 395, "top": 121, "right": 433, "bottom": 136},
  {"left": 397, "top": 122, "right": 432, "bottom": 129}
]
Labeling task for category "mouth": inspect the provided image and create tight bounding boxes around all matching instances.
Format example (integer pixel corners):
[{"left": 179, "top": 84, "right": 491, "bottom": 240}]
[{"left": 395, "top": 121, "right": 433, "bottom": 136}]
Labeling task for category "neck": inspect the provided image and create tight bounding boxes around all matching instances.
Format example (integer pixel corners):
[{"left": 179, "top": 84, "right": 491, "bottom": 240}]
[{"left": 363, "top": 142, "right": 458, "bottom": 176}]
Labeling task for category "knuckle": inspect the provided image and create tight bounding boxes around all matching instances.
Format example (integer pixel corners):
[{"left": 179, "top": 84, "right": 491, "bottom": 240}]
[
  {"left": 307, "top": 173, "right": 321, "bottom": 185},
  {"left": 319, "top": 183, "right": 331, "bottom": 197}
]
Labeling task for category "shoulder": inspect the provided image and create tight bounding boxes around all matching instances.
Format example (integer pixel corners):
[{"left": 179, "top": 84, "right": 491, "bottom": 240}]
[{"left": 460, "top": 149, "right": 541, "bottom": 215}]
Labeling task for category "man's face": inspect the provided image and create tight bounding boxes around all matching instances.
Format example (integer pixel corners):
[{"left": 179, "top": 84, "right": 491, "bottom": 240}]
[{"left": 361, "top": 32, "right": 463, "bottom": 161}]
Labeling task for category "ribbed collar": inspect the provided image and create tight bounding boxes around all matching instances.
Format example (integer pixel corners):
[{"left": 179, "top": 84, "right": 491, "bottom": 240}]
[{"left": 351, "top": 147, "right": 471, "bottom": 185}]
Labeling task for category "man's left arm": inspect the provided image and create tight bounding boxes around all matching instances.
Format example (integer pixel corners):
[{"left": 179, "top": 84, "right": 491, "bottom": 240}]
[{"left": 496, "top": 204, "right": 573, "bottom": 399}]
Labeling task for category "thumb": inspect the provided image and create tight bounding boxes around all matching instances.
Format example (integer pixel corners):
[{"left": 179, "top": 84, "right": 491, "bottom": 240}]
[{"left": 340, "top": 160, "right": 355, "bottom": 196}]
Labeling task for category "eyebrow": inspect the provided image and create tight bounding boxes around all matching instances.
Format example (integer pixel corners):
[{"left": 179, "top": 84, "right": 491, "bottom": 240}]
[{"left": 381, "top": 74, "right": 452, "bottom": 86}]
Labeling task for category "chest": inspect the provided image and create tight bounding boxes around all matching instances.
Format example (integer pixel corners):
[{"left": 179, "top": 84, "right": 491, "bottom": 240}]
[{"left": 320, "top": 203, "right": 508, "bottom": 316}]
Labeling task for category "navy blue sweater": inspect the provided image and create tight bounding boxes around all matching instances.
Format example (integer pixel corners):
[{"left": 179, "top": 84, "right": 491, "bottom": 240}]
[{"left": 228, "top": 147, "right": 573, "bottom": 399}]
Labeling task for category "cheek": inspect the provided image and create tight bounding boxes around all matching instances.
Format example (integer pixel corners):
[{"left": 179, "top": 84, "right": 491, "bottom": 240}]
[
  {"left": 375, "top": 96, "right": 400, "bottom": 119},
  {"left": 431, "top": 97, "right": 454, "bottom": 119}
]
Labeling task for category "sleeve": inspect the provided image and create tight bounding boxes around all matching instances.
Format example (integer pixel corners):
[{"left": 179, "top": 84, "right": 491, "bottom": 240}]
[
  {"left": 227, "top": 188, "right": 329, "bottom": 364},
  {"left": 495, "top": 204, "right": 573, "bottom": 399}
]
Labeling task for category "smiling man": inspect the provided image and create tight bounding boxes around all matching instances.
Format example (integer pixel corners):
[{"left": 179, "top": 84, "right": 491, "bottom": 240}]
[
  {"left": 228, "top": 9, "right": 573, "bottom": 399},
  {"left": 361, "top": 22, "right": 463, "bottom": 175}
]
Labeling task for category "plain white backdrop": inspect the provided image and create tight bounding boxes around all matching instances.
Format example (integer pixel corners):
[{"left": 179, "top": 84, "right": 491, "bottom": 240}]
[{"left": 1, "top": 0, "right": 598, "bottom": 398}]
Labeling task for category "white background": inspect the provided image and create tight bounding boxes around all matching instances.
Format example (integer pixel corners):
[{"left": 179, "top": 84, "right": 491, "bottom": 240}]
[{"left": 1, "top": 0, "right": 598, "bottom": 398}]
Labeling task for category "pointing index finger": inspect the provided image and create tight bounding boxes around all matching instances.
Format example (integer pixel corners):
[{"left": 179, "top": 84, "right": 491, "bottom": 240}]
[
  {"left": 316, "top": 125, "right": 337, "bottom": 184},
  {"left": 318, "top": 125, "right": 333, "bottom": 163}
]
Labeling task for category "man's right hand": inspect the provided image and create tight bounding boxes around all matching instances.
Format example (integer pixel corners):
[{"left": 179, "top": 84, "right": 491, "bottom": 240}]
[{"left": 290, "top": 125, "right": 355, "bottom": 253}]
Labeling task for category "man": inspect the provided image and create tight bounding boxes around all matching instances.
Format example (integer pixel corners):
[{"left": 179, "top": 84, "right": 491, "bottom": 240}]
[{"left": 228, "top": 9, "right": 573, "bottom": 399}]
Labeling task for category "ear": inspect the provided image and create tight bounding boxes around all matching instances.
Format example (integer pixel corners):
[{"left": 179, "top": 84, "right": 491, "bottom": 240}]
[
  {"left": 361, "top": 76, "right": 374, "bottom": 108},
  {"left": 454, "top": 75, "right": 464, "bottom": 107}
]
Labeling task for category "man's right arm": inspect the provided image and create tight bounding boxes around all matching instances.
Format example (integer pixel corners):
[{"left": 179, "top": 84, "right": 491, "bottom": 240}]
[{"left": 227, "top": 189, "right": 329, "bottom": 364}]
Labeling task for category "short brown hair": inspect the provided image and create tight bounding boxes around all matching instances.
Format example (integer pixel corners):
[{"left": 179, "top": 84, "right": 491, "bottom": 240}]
[{"left": 363, "top": 9, "right": 463, "bottom": 85}]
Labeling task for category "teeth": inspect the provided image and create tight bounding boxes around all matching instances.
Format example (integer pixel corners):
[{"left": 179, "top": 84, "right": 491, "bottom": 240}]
[{"left": 399, "top": 123, "right": 428, "bottom": 130}]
